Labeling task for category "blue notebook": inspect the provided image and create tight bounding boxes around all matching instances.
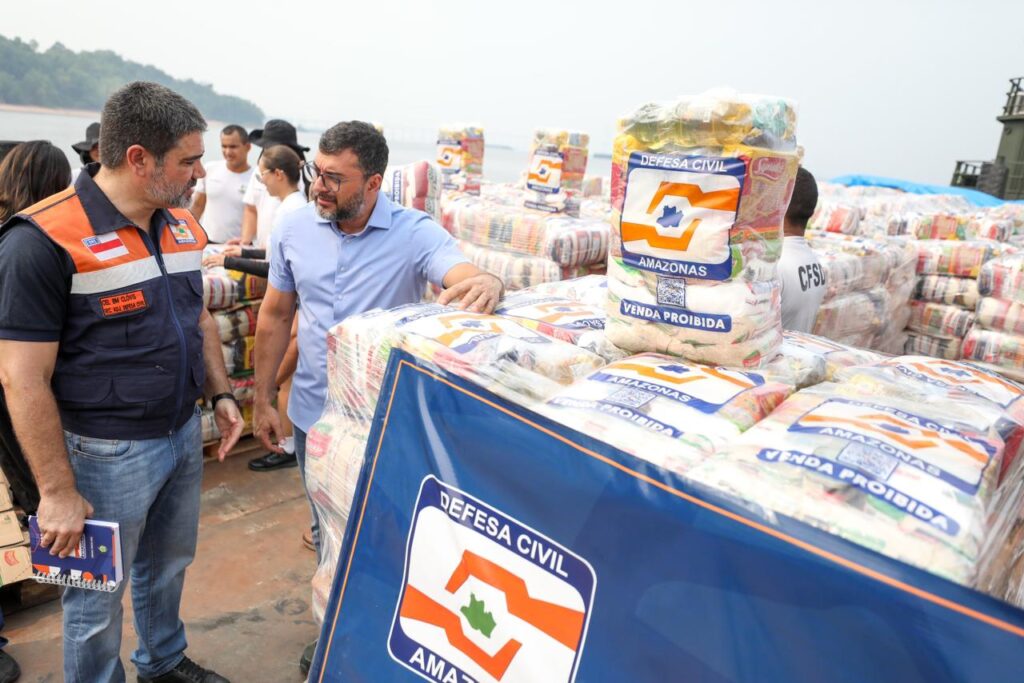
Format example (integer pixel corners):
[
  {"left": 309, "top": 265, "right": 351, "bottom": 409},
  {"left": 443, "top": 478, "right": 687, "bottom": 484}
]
[{"left": 28, "top": 516, "right": 123, "bottom": 592}]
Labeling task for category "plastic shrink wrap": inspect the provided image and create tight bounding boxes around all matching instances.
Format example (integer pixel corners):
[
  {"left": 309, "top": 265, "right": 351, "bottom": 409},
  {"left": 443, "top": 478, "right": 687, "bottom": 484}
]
[
  {"left": 538, "top": 354, "right": 793, "bottom": 474},
  {"left": 382, "top": 160, "right": 442, "bottom": 220},
  {"left": 606, "top": 90, "right": 800, "bottom": 368},
  {"left": 437, "top": 125, "right": 484, "bottom": 195},
  {"left": 442, "top": 194, "right": 609, "bottom": 267},
  {"left": 306, "top": 303, "right": 605, "bottom": 621},
  {"left": 687, "top": 382, "right": 1004, "bottom": 586},
  {"left": 457, "top": 240, "right": 604, "bottom": 290},
  {"left": 493, "top": 290, "right": 626, "bottom": 361}
]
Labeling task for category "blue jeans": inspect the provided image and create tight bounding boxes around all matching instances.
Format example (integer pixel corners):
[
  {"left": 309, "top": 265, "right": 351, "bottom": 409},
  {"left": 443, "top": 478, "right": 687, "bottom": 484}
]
[
  {"left": 293, "top": 427, "right": 321, "bottom": 563},
  {"left": 61, "top": 412, "right": 203, "bottom": 683}
]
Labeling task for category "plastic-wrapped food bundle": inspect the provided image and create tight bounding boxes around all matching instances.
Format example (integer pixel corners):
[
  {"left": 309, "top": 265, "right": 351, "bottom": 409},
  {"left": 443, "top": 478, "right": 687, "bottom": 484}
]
[
  {"left": 493, "top": 291, "right": 625, "bottom": 361},
  {"left": 203, "top": 271, "right": 238, "bottom": 310},
  {"left": 582, "top": 176, "right": 604, "bottom": 198},
  {"left": 200, "top": 408, "right": 219, "bottom": 443},
  {"left": 962, "top": 328, "right": 1024, "bottom": 382},
  {"left": 811, "top": 243, "right": 886, "bottom": 299},
  {"left": 905, "top": 332, "right": 962, "bottom": 360},
  {"left": 813, "top": 287, "right": 887, "bottom": 342},
  {"left": 917, "top": 240, "right": 1010, "bottom": 278},
  {"left": 221, "top": 336, "right": 255, "bottom": 376},
  {"left": 916, "top": 275, "right": 979, "bottom": 309},
  {"left": 808, "top": 203, "right": 861, "bottom": 234},
  {"left": 437, "top": 125, "right": 484, "bottom": 195},
  {"left": 457, "top": 240, "right": 602, "bottom": 290},
  {"left": 976, "top": 297, "right": 1024, "bottom": 335},
  {"left": 907, "top": 300, "right": 975, "bottom": 339},
  {"left": 688, "top": 384, "right": 1005, "bottom": 585},
  {"left": 383, "top": 160, "right": 443, "bottom": 220},
  {"left": 530, "top": 274, "right": 609, "bottom": 308},
  {"left": 212, "top": 302, "right": 260, "bottom": 343},
  {"left": 978, "top": 252, "right": 1024, "bottom": 303},
  {"left": 606, "top": 90, "right": 800, "bottom": 368},
  {"left": 442, "top": 194, "right": 609, "bottom": 267},
  {"left": 773, "top": 330, "right": 882, "bottom": 382},
  {"left": 540, "top": 354, "right": 793, "bottom": 474},
  {"left": 306, "top": 303, "right": 606, "bottom": 622},
  {"left": 524, "top": 129, "right": 589, "bottom": 215}
]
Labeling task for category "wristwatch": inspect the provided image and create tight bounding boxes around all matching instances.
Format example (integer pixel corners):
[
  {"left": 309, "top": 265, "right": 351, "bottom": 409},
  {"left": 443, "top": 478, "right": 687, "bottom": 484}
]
[{"left": 210, "top": 392, "right": 240, "bottom": 409}]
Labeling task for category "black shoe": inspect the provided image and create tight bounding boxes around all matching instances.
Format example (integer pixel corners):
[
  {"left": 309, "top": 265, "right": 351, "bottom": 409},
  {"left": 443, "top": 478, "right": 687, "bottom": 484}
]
[
  {"left": 138, "top": 656, "right": 229, "bottom": 683},
  {"left": 247, "top": 451, "right": 297, "bottom": 472},
  {"left": 299, "top": 640, "right": 317, "bottom": 676},
  {"left": 0, "top": 650, "right": 20, "bottom": 683}
]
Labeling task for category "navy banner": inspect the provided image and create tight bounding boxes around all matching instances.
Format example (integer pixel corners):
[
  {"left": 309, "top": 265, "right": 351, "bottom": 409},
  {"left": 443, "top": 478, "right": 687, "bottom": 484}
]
[{"left": 310, "top": 350, "right": 1024, "bottom": 683}]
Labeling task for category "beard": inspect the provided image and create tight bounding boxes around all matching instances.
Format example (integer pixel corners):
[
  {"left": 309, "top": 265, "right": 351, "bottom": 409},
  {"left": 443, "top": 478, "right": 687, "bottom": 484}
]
[
  {"left": 315, "top": 190, "right": 365, "bottom": 222},
  {"left": 149, "top": 165, "right": 195, "bottom": 208}
]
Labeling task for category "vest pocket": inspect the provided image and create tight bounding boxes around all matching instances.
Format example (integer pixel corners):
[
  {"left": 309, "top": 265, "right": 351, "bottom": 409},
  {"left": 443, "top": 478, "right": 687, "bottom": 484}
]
[
  {"left": 52, "top": 374, "right": 113, "bottom": 405},
  {"left": 84, "top": 283, "right": 161, "bottom": 349}
]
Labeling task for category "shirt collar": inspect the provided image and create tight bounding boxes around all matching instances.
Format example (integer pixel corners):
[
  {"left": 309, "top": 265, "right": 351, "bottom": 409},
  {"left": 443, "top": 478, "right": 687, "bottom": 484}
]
[
  {"left": 315, "top": 191, "right": 393, "bottom": 233},
  {"left": 76, "top": 163, "right": 175, "bottom": 235}
]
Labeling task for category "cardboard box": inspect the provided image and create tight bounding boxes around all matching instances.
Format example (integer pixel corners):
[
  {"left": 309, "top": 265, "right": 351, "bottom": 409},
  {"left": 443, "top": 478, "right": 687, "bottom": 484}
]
[
  {"left": 0, "top": 544, "right": 31, "bottom": 586},
  {"left": 0, "top": 510, "right": 22, "bottom": 547}
]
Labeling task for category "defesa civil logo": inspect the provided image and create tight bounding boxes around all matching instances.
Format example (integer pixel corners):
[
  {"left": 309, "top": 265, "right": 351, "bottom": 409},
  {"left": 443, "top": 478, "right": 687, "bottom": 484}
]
[{"left": 389, "top": 476, "right": 595, "bottom": 683}]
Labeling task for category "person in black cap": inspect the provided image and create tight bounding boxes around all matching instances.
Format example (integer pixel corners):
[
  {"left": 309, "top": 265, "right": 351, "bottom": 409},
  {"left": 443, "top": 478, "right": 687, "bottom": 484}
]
[
  {"left": 239, "top": 119, "right": 309, "bottom": 246},
  {"left": 70, "top": 121, "right": 101, "bottom": 182},
  {"left": 238, "top": 121, "right": 309, "bottom": 475}
]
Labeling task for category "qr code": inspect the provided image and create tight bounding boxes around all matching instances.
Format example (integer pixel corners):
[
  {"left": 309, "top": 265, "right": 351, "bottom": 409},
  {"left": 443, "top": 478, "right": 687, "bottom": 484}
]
[
  {"left": 837, "top": 442, "right": 898, "bottom": 481},
  {"left": 656, "top": 277, "right": 687, "bottom": 307},
  {"left": 604, "top": 387, "right": 656, "bottom": 410}
]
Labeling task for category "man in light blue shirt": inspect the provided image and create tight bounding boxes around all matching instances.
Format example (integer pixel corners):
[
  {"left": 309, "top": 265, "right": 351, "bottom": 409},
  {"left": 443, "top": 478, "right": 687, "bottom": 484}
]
[{"left": 252, "top": 121, "right": 503, "bottom": 560}]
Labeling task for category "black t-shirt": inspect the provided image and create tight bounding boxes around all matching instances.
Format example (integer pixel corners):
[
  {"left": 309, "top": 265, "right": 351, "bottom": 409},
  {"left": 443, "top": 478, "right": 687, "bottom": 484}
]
[{"left": 0, "top": 221, "right": 73, "bottom": 342}]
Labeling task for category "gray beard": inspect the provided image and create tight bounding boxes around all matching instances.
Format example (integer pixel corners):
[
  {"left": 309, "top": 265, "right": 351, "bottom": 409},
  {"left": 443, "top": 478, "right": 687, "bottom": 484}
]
[{"left": 150, "top": 166, "right": 194, "bottom": 208}]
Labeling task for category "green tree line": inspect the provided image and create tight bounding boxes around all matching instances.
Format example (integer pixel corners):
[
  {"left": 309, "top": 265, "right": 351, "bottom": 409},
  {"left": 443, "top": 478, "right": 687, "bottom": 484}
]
[{"left": 0, "top": 35, "right": 264, "bottom": 124}]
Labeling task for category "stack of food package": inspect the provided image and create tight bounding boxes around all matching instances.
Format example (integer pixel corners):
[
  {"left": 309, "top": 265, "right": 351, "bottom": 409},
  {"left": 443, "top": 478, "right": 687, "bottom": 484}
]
[
  {"left": 439, "top": 192, "right": 611, "bottom": 290},
  {"left": 437, "top": 125, "right": 484, "bottom": 195},
  {"left": 382, "top": 160, "right": 443, "bottom": 221},
  {"left": 304, "top": 303, "right": 605, "bottom": 622},
  {"left": 606, "top": 90, "right": 801, "bottom": 368},
  {"left": 906, "top": 240, "right": 1012, "bottom": 360},
  {"left": 964, "top": 253, "right": 1024, "bottom": 380},
  {"left": 805, "top": 232, "right": 917, "bottom": 353},
  {"left": 523, "top": 128, "right": 589, "bottom": 214},
  {"left": 201, "top": 251, "right": 266, "bottom": 442}
]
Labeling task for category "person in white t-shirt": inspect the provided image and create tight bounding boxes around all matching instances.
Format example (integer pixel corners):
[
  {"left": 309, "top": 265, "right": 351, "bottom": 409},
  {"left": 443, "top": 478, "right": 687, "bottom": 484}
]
[
  {"left": 191, "top": 124, "right": 253, "bottom": 243},
  {"left": 778, "top": 167, "right": 826, "bottom": 333},
  {"left": 239, "top": 119, "right": 309, "bottom": 248}
]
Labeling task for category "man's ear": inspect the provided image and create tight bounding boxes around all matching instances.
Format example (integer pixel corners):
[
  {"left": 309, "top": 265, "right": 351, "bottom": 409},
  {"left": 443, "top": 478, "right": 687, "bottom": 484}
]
[
  {"left": 125, "top": 145, "right": 151, "bottom": 177},
  {"left": 367, "top": 173, "right": 383, "bottom": 194}
]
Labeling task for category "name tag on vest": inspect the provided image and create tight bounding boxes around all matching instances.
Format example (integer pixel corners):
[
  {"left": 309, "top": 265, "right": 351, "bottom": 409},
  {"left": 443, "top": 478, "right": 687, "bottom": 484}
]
[
  {"left": 100, "top": 290, "right": 147, "bottom": 316},
  {"left": 170, "top": 219, "right": 197, "bottom": 244}
]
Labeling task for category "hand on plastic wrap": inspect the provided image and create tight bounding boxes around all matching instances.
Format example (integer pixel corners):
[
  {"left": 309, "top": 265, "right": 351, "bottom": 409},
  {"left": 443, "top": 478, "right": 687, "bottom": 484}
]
[
  {"left": 214, "top": 397, "right": 244, "bottom": 461},
  {"left": 253, "top": 399, "right": 285, "bottom": 454},
  {"left": 438, "top": 272, "right": 504, "bottom": 313}
]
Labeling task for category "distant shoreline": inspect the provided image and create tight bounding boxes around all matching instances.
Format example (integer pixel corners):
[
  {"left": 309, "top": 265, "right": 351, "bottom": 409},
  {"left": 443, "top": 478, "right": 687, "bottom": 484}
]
[{"left": 0, "top": 102, "right": 100, "bottom": 119}]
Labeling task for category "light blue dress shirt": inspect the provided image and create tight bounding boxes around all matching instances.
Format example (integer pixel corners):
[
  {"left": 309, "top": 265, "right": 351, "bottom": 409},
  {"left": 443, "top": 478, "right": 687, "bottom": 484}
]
[{"left": 269, "top": 193, "right": 468, "bottom": 431}]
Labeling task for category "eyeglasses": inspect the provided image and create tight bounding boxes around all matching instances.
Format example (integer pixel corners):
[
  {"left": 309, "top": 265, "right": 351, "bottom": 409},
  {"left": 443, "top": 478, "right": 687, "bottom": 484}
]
[
  {"left": 254, "top": 168, "right": 274, "bottom": 185},
  {"left": 302, "top": 162, "right": 351, "bottom": 193}
]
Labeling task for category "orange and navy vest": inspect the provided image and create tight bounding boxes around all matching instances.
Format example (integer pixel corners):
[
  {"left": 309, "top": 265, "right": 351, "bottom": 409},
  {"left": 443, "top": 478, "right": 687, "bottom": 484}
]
[{"left": 11, "top": 179, "right": 209, "bottom": 440}]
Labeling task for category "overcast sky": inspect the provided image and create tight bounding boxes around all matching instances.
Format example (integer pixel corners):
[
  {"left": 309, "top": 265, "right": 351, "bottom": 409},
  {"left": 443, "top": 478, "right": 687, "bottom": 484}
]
[{"left": 4, "top": 0, "right": 1023, "bottom": 184}]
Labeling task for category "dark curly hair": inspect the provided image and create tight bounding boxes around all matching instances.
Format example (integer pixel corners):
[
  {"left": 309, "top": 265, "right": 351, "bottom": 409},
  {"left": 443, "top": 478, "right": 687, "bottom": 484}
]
[{"left": 318, "top": 121, "right": 388, "bottom": 178}]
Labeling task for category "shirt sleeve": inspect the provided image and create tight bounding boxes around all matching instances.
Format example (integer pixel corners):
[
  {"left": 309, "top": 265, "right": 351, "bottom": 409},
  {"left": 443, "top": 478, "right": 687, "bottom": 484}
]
[
  {"left": 242, "top": 172, "right": 259, "bottom": 207},
  {"left": 267, "top": 221, "right": 295, "bottom": 292},
  {"left": 0, "top": 222, "right": 72, "bottom": 341},
  {"left": 413, "top": 217, "right": 470, "bottom": 287}
]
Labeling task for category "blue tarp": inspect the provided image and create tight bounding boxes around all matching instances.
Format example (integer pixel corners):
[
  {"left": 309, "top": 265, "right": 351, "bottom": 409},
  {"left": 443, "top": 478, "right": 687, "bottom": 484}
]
[
  {"left": 310, "top": 350, "right": 1024, "bottom": 683},
  {"left": 830, "top": 174, "right": 1023, "bottom": 207}
]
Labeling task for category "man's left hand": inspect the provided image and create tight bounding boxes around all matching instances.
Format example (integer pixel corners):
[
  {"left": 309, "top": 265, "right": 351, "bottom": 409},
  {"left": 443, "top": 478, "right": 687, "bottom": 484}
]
[
  {"left": 437, "top": 273, "right": 504, "bottom": 314},
  {"left": 213, "top": 398, "right": 244, "bottom": 461}
]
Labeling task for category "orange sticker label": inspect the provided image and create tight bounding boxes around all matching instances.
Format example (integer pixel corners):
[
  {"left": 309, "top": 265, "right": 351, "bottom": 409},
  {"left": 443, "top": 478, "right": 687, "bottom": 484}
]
[{"left": 100, "top": 290, "right": 147, "bottom": 316}]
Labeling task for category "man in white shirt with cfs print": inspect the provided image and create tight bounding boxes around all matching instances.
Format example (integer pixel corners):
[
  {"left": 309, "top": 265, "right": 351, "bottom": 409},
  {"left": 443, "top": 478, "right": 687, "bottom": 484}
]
[
  {"left": 778, "top": 167, "right": 826, "bottom": 333},
  {"left": 191, "top": 124, "right": 253, "bottom": 243}
]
